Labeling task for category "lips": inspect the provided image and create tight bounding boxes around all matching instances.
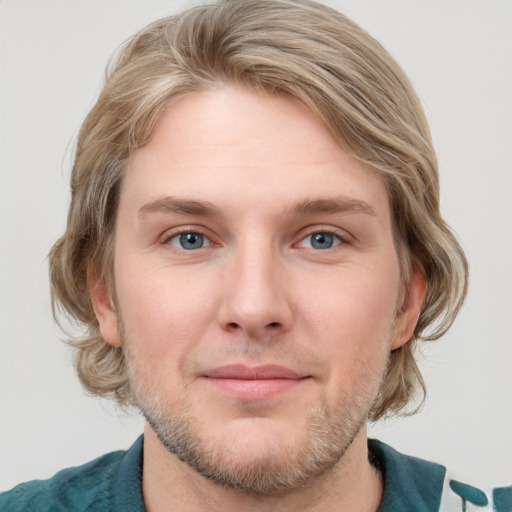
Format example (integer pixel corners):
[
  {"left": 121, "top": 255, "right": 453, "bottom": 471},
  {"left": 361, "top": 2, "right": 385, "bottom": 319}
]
[
  {"left": 201, "top": 364, "right": 308, "bottom": 400},
  {"left": 203, "top": 364, "right": 303, "bottom": 380}
]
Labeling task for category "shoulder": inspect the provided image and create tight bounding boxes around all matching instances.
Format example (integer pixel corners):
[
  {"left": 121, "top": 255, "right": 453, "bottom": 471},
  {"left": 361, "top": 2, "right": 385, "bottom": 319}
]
[
  {"left": 0, "top": 436, "right": 144, "bottom": 512},
  {"left": 370, "top": 439, "right": 511, "bottom": 512},
  {"left": 0, "top": 451, "right": 125, "bottom": 512},
  {"left": 370, "top": 439, "right": 446, "bottom": 512}
]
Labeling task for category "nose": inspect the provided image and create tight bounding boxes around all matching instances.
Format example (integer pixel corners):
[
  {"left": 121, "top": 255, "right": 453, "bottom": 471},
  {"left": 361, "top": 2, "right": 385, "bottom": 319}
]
[{"left": 217, "top": 242, "right": 293, "bottom": 340}]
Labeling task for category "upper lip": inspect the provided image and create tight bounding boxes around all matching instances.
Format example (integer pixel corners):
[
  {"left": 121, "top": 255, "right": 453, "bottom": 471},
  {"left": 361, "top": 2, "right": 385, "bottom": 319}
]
[{"left": 202, "top": 364, "right": 305, "bottom": 380}]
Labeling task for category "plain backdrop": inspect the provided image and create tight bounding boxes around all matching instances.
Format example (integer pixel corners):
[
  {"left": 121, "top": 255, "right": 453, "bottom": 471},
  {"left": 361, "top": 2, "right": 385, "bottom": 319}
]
[{"left": 1, "top": 0, "right": 511, "bottom": 492}]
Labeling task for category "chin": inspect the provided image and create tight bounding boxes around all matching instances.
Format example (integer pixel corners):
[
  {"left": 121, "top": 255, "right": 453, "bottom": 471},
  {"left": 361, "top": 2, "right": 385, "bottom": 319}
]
[{"left": 141, "top": 397, "right": 367, "bottom": 496}]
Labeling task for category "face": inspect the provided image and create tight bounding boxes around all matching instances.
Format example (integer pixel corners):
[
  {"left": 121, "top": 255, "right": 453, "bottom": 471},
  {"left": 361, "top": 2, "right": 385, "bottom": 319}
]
[{"left": 92, "top": 85, "right": 420, "bottom": 494}]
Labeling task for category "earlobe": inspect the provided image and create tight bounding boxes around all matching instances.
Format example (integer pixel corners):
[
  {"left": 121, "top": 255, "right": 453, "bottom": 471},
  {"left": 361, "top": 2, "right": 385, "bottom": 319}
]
[
  {"left": 391, "top": 267, "right": 426, "bottom": 350},
  {"left": 88, "top": 267, "right": 122, "bottom": 347}
]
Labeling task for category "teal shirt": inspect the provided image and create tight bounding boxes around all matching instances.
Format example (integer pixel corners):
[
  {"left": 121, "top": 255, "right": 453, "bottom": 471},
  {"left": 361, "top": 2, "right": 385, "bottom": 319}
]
[
  {"left": 0, "top": 437, "right": 446, "bottom": 511},
  {"left": 0, "top": 437, "right": 145, "bottom": 512}
]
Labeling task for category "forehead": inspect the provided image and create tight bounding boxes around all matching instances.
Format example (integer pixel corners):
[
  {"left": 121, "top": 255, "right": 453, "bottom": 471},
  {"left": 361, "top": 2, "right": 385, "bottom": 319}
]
[{"left": 122, "top": 85, "right": 389, "bottom": 218}]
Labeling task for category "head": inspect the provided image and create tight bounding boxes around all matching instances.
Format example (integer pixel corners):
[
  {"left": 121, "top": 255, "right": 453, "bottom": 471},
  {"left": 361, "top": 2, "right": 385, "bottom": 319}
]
[{"left": 49, "top": 0, "right": 467, "bottom": 485}]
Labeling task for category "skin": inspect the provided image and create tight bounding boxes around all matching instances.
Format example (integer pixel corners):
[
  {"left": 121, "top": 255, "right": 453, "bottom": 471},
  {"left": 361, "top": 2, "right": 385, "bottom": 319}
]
[{"left": 91, "top": 85, "right": 424, "bottom": 512}]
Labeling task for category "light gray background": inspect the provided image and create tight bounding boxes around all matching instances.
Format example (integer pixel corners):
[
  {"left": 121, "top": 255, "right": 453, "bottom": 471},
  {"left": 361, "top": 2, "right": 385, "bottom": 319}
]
[{"left": 1, "top": 0, "right": 511, "bottom": 491}]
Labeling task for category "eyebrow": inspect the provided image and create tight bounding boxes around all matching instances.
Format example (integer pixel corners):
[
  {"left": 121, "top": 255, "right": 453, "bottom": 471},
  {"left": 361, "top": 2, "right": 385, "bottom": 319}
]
[
  {"left": 286, "top": 197, "right": 377, "bottom": 217},
  {"left": 139, "top": 197, "right": 220, "bottom": 218},
  {"left": 138, "top": 195, "right": 376, "bottom": 220}
]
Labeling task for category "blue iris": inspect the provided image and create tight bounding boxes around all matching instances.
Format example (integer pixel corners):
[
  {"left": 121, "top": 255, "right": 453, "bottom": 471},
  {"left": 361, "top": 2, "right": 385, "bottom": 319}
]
[
  {"left": 310, "top": 232, "right": 335, "bottom": 249},
  {"left": 179, "top": 233, "right": 204, "bottom": 250}
]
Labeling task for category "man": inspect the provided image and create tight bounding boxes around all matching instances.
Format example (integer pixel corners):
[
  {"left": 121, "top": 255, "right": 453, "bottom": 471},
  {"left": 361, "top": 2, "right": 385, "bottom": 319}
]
[{"left": 2, "top": 0, "right": 495, "bottom": 510}]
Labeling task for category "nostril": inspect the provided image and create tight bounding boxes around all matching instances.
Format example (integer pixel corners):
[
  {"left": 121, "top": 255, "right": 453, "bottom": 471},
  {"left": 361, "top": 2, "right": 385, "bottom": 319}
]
[{"left": 268, "top": 322, "right": 280, "bottom": 328}]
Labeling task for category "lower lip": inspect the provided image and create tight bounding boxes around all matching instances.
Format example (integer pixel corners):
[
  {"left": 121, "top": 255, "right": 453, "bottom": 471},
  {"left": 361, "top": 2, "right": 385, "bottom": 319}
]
[{"left": 204, "top": 377, "right": 305, "bottom": 400}]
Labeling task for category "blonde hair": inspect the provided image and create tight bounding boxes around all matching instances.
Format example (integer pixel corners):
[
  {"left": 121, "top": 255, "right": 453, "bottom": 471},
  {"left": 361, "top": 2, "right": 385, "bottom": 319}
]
[{"left": 49, "top": 0, "right": 468, "bottom": 420}]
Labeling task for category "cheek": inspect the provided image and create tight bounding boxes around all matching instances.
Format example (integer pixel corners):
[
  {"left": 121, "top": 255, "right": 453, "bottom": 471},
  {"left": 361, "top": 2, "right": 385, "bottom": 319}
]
[
  {"left": 303, "top": 266, "right": 399, "bottom": 377},
  {"left": 114, "top": 258, "right": 221, "bottom": 357},
  {"left": 308, "top": 266, "right": 399, "bottom": 334},
  {"left": 117, "top": 270, "right": 223, "bottom": 399}
]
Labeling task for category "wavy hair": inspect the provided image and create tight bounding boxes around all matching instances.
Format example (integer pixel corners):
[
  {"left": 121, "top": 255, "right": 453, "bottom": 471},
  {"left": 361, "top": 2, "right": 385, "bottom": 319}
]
[{"left": 49, "top": 0, "right": 468, "bottom": 420}]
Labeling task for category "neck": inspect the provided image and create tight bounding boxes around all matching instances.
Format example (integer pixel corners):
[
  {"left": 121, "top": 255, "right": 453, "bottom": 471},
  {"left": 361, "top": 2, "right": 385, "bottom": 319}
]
[{"left": 141, "top": 422, "right": 383, "bottom": 512}]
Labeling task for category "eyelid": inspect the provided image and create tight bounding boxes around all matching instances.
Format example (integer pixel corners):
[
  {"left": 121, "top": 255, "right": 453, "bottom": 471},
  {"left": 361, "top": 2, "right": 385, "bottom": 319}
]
[
  {"left": 157, "top": 224, "right": 352, "bottom": 250},
  {"left": 159, "top": 226, "right": 218, "bottom": 248},
  {"left": 294, "top": 226, "right": 352, "bottom": 249},
  {"left": 169, "top": 233, "right": 211, "bottom": 250}
]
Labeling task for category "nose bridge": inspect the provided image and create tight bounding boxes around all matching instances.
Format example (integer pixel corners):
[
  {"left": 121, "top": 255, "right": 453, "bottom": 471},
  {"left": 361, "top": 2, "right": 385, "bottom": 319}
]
[{"left": 219, "top": 235, "right": 292, "bottom": 336}]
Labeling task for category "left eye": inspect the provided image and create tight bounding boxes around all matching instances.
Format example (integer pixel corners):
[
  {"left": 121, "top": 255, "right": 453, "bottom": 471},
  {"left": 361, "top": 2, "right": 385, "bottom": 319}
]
[
  {"left": 299, "top": 232, "right": 342, "bottom": 250},
  {"left": 168, "top": 232, "right": 209, "bottom": 250}
]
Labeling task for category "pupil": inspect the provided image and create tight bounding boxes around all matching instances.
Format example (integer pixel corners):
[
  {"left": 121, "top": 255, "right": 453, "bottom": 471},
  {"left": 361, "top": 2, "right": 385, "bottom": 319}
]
[
  {"left": 180, "top": 233, "right": 203, "bottom": 250},
  {"left": 312, "top": 232, "right": 333, "bottom": 249}
]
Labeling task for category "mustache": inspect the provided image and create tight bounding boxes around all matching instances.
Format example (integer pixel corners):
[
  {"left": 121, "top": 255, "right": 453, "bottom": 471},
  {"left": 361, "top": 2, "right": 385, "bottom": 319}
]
[{"left": 186, "top": 339, "right": 328, "bottom": 378}]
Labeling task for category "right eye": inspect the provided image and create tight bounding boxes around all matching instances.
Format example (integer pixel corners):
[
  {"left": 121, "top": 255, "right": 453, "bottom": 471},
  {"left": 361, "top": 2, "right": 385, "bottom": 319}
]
[
  {"left": 167, "top": 232, "right": 210, "bottom": 250},
  {"left": 300, "top": 232, "right": 341, "bottom": 250}
]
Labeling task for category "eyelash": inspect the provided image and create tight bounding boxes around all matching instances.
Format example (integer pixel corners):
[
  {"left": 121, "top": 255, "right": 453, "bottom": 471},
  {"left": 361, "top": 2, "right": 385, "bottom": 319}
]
[
  {"left": 297, "top": 228, "right": 348, "bottom": 250},
  {"left": 160, "top": 227, "right": 350, "bottom": 252},
  {"left": 161, "top": 228, "right": 215, "bottom": 250}
]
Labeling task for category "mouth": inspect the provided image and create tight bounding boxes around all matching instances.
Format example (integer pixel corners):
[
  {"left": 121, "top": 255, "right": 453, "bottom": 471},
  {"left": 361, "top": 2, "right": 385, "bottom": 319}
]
[{"left": 201, "top": 364, "right": 310, "bottom": 400}]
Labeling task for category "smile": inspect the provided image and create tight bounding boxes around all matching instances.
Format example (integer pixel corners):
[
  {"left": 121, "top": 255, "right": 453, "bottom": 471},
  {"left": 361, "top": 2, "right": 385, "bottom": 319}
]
[{"left": 201, "top": 364, "right": 310, "bottom": 400}]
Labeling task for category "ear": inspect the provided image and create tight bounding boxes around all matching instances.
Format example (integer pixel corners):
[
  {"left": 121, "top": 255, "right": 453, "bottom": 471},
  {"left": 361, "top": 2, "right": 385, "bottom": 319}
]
[
  {"left": 391, "top": 267, "right": 426, "bottom": 350},
  {"left": 88, "top": 267, "right": 121, "bottom": 347}
]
